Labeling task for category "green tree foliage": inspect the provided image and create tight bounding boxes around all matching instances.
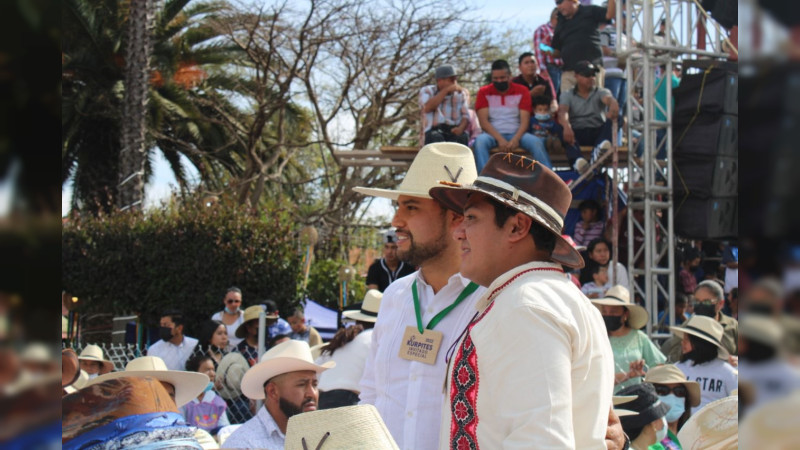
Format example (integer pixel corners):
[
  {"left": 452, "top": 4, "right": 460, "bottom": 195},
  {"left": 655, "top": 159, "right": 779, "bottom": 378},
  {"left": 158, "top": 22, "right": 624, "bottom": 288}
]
[{"left": 302, "top": 258, "right": 365, "bottom": 312}]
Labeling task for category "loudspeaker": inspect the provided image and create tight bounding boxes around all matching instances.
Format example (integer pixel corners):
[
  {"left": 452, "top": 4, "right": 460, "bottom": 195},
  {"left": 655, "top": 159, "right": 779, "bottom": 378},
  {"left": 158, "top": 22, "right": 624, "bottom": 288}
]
[
  {"left": 674, "top": 196, "right": 737, "bottom": 240},
  {"left": 673, "top": 154, "right": 738, "bottom": 198},
  {"left": 673, "top": 114, "right": 737, "bottom": 157},
  {"left": 674, "top": 69, "right": 738, "bottom": 117}
]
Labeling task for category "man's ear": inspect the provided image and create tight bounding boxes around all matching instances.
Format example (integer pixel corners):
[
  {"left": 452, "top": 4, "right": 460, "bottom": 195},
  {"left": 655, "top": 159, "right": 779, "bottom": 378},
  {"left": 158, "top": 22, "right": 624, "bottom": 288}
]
[
  {"left": 265, "top": 381, "right": 279, "bottom": 401},
  {"left": 508, "top": 213, "right": 533, "bottom": 242}
]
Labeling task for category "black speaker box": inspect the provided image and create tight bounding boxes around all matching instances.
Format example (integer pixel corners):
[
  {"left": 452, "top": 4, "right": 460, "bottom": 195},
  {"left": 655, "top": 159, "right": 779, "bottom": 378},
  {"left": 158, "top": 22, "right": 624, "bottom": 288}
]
[
  {"left": 674, "top": 69, "right": 738, "bottom": 117},
  {"left": 673, "top": 114, "right": 737, "bottom": 157},
  {"left": 674, "top": 196, "right": 738, "bottom": 240},
  {"left": 673, "top": 154, "right": 738, "bottom": 198}
]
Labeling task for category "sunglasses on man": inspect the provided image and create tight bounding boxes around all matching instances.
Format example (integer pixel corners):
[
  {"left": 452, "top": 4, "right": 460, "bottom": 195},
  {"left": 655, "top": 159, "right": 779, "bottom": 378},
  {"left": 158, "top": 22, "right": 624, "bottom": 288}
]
[
  {"left": 226, "top": 299, "right": 241, "bottom": 304},
  {"left": 654, "top": 384, "right": 688, "bottom": 398}
]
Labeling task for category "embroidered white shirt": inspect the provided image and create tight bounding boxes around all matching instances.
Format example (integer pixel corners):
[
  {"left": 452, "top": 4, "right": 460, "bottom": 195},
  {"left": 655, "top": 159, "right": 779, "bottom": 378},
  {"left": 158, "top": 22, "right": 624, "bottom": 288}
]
[
  {"left": 146, "top": 335, "right": 198, "bottom": 371},
  {"left": 359, "top": 270, "right": 486, "bottom": 450},
  {"left": 223, "top": 406, "right": 285, "bottom": 449}
]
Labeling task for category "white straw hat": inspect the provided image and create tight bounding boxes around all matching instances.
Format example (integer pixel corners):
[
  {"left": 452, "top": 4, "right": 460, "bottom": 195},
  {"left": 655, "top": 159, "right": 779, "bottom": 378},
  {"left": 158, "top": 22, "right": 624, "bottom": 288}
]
[
  {"left": 591, "top": 284, "right": 649, "bottom": 330},
  {"left": 343, "top": 289, "right": 383, "bottom": 323},
  {"left": 644, "top": 364, "right": 701, "bottom": 407},
  {"left": 284, "top": 404, "right": 399, "bottom": 450},
  {"left": 78, "top": 344, "right": 115, "bottom": 374},
  {"left": 670, "top": 315, "right": 729, "bottom": 359},
  {"left": 64, "top": 369, "right": 90, "bottom": 394},
  {"left": 84, "top": 356, "right": 208, "bottom": 407},
  {"left": 240, "top": 340, "right": 335, "bottom": 400},
  {"left": 677, "top": 395, "right": 738, "bottom": 449},
  {"left": 352, "top": 142, "right": 477, "bottom": 200}
]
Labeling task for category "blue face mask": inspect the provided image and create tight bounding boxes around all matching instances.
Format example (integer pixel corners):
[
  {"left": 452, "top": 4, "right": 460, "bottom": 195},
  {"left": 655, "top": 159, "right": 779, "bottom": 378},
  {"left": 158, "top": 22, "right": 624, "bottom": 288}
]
[
  {"left": 660, "top": 394, "right": 686, "bottom": 423},
  {"left": 204, "top": 381, "right": 214, "bottom": 393},
  {"left": 225, "top": 306, "right": 238, "bottom": 314},
  {"left": 534, "top": 113, "right": 551, "bottom": 121}
]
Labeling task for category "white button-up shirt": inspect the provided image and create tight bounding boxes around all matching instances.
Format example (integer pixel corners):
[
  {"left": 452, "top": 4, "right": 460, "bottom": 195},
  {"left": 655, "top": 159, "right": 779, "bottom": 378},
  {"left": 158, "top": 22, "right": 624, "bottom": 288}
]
[
  {"left": 146, "top": 335, "right": 198, "bottom": 371},
  {"left": 439, "top": 262, "right": 614, "bottom": 449},
  {"left": 359, "top": 270, "right": 486, "bottom": 450},
  {"left": 223, "top": 406, "right": 285, "bottom": 449}
]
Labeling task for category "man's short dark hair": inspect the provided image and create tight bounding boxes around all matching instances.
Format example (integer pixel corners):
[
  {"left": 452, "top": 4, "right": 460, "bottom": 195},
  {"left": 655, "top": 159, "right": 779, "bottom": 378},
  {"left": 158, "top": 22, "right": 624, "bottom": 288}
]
[
  {"left": 532, "top": 95, "right": 550, "bottom": 108},
  {"left": 491, "top": 59, "right": 510, "bottom": 72},
  {"left": 491, "top": 201, "right": 557, "bottom": 255},
  {"left": 518, "top": 52, "right": 535, "bottom": 66},
  {"left": 161, "top": 310, "right": 185, "bottom": 327}
]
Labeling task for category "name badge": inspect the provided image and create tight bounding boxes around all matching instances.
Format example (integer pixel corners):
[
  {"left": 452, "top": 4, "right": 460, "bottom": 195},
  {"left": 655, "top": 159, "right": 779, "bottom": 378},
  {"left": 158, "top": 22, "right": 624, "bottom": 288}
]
[{"left": 398, "top": 326, "right": 443, "bottom": 365}]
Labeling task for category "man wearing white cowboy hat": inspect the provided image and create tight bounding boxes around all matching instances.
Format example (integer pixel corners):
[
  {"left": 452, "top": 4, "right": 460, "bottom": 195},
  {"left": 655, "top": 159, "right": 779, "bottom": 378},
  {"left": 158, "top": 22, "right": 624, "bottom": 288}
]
[
  {"left": 77, "top": 344, "right": 115, "bottom": 379},
  {"left": 223, "top": 339, "right": 335, "bottom": 449},
  {"left": 429, "top": 152, "right": 614, "bottom": 448}
]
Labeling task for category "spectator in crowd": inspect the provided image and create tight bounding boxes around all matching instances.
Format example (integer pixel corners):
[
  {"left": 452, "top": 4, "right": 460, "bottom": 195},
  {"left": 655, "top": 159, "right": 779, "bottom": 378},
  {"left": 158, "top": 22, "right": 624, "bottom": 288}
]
[
  {"left": 77, "top": 344, "right": 114, "bottom": 379},
  {"left": 582, "top": 264, "right": 609, "bottom": 298},
  {"left": 693, "top": 280, "right": 738, "bottom": 356},
  {"left": 147, "top": 310, "right": 198, "bottom": 371},
  {"left": 591, "top": 285, "right": 666, "bottom": 392},
  {"left": 287, "top": 308, "right": 322, "bottom": 347},
  {"left": 472, "top": 59, "right": 551, "bottom": 172},
  {"left": 270, "top": 334, "right": 291, "bottom": 348},
  {"left": 558, "top": 60, "right": 618, "bottom": 173},
  {"left": 599, "top": 16, "right": 629, "bottom": 124},
  {"left": 235, "top": 305, "right": 264, "bottom": 367},
  {"left": 419, "top": 64, "right": 470, "bottom": 146},
  {"left": 615, "top": 383, "right": 671, "bottom": 450},
  {"left": 211, "top": 287, "right": 245, "bottom": 348},
  {"left": 528, "top": 95, "right": 564, "bottom": 156},
  {"left": 365, "top": 230, "right": 416, "bottom": 292},
  {"left": 533, "top": 8, "right": 564, "bottom": 95},
  {"left": 573, "top": 198, "right": 604, "bottom": 247},
  {"left": 182, "top": 354, "right": 230, "bottom": 433},
  {"left": 672, "top": 315, "right": 738, "bottom": 413},
  {"left": 723, "top": 287, "right": 738, "bottom": 319},
  {"left": 315, "top": 289, "right": 382, "bottom": 409},
  {"left": 639, "top": 63, "right": 680, "bottom": 159},
  {"left": 223, "top": 340, "right": 334, "bottom": 449},
  {"left": 657, "top": 292, "right": 689, "bottom": 333},
  {"left": 429, "top": 152, "right": 614, "bottom": 448},
  {"left": 721, "top": 243, "right": 738, "bottom": 294},
  {"left": 679, "top": 247, "right": 701, "bottom": 295},
  {"left": 644, "top": 364, "right": 700, "bottom": 442},
  {"left": 261, "top": 300, "right": 292, "bottom": 340},
  {"left": 193, "top": 319, "right": 230, "bottom": 366},
  {"left": 552, "top": 0, "right": 615, "bottom": 92},
  {"left": 581, "top": 237, "right": 629, "bottom": 289},
  {"left": 512, "top": 52, "right": 557, "bottom": 111}
]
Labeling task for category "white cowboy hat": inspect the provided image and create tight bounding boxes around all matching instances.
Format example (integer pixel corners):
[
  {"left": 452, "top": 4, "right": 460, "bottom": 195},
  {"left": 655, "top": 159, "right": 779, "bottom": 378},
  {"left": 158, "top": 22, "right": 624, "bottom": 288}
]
[
  {"left": 352, "top": 142, "right": 478, "bottom": 200},
  {"left": 64, "top": 369, "right": 90, "bottom": 395},
  {"left": 284, "top": 404, "right": 399, "bottom": 450},
  {"left": 644, "top": 364, "right": 701, "bottom": 407},
  {"left": 310, "top": 342, "right": 329, "bottom": 361},
  {"left": 677, "top": 395, "right": 738, "bottom": 449},
  {"left": 591, "top": 284, "right": 649, "bottom": 330},
  {"left": 84, "top": 356, "right": 208, "bottom": 407},
  {"left": 240, "top": 340, "right": 335, "bottom": 400},
  {"left": 670, "top": 315, "right": 729, "bottom": 359},
  {"left": 343, "top": 289, "right": 383, "bottom": 323},
  {"left": 78, "top": 344, "right": 115, "bottom": 374}
]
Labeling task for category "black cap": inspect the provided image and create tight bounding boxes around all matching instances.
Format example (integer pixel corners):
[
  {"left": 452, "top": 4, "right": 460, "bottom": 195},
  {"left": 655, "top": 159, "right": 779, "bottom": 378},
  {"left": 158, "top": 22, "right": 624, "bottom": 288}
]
[
  {"left": 575, "top": 60, "right": 599, "bottom": 77},
  {"left": 616, "top": 383, "right": 671, "bottom": 431}
]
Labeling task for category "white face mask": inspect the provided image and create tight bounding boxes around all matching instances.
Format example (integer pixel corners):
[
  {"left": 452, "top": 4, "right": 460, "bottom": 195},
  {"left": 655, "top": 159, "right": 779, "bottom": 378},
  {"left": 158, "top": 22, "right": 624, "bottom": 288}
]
[
  {"left": 87, "top": 373, "right": 99, "bottom": 380},
  {"left": 653, "top": 416, "right": 668, "bottom": 442}
]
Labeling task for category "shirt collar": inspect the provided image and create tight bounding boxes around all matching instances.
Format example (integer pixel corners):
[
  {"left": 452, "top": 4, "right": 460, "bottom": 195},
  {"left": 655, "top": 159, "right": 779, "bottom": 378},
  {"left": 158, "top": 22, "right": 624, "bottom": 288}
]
[
  {"left": 414, "top": 270, "right": 471, "bottom": 291},
  {"left": 474, "top": 261, "right": 562, "bottom": 311},
  {"left": 257, "top": 406, "right": 286, "bottom": 441}
]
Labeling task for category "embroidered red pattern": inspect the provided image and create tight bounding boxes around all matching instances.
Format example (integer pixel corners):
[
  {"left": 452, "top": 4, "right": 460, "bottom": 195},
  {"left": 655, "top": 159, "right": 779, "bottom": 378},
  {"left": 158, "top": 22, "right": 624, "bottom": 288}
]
[{"left": 448, "top": 266, "right": 563, "bottom": 449}]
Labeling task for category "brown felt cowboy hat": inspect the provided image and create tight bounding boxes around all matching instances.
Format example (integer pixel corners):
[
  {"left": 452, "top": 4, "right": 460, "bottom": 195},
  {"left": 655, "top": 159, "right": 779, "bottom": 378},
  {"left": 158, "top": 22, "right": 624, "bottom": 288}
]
[
  {"left": 429, "top": 152, "right": 583, "bottom": 268},
  {"left": 235, "top": 305, "right": 265, "bottom": 339}
]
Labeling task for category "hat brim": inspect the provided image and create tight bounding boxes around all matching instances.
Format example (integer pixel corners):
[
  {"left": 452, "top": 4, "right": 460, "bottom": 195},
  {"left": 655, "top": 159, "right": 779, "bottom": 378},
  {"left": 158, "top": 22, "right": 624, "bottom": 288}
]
[
  {"left": 78, "top": 356, "right": 115, "bottom": 375},
  {"left": 615, "top": 408, "right": 638, "bottom": 417},
  {"left": 590, "top": 298, "right": 649, "bottom": 330},
  {"left": 342, "top": 310, "right": 378, "bottom": 323},
  {"left": 619, "top": 399, "right": 671, "bottom": 430},
  {"left": 429, "top": 184, "right": 584, "bottom": 269},
  {"left": 235, "top": 319, "right": 256, "bottom": 339},
  {"left": 85, "top": 370, "right": 209, "bottom": 407},
  {"left": 241, "top": 357, "right": 335, "bottom": 400},
  {"left": 352, "top": 186, "right": 431, "bottom": 201},
  {"left": 670, "top": 325, "right": 729, "bottom": 360}
]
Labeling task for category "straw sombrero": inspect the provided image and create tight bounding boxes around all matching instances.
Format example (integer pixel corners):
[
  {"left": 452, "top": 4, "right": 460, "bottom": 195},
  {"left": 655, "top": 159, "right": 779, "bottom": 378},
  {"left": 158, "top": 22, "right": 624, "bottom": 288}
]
[
  {"left": 352, "top": 142, "right": 478, "bottom": 201},
  {"left": 240, "top": 340, "right": 335, "bottom": 400},
  {"left": 343, "top": 289, "right": 383, "bottom": 323},
  {"left": 78, "top": 344, "right": 115, "bottom": 374},
  {"left": 644, "top": 364, "right": 701, "bottom": 407},
  {"left": 670, "top": 315, "right": 729, "bottom": 359},
  {"left": 84, "top": 356, "right": 208, "bottom": 407},
  {"left": 677, "top": 395, "right": 738, "bottom": 449},
  {"left": 591, "top": 285, "right": 648, "bottom": 329},
  {"left": 64, "top": 369, "right": 90, "bottom": 395},
  {"left": 235, "top": 305, "right": 265, "bottom": 339},
  {"left": 284, "top": 404, "right": 399, "bottom": 450}
]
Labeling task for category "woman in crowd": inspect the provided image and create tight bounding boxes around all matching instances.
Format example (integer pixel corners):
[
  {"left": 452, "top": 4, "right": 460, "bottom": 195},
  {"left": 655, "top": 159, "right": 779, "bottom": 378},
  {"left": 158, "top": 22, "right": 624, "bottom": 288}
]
[
  {"left": 644, "top": 364, "right": 700, "bottom": 448},
  {"left": 616, "top": 383, "right": 671, "bottom": 450},
  {"left": 182, "top": 354, "right": 230, "bottom": 433},
  {"left": 211, "top": 287, "right": 245, "bottom": 347},
  {"left": 672, "top": 315, "right": 738, "bottom": 413},
  {"left": 592, "top": 285, "right": 666, "bottom": 392},
  {"left": 581, "top": 237, "right": 629, "bottom": 288},
  {"left": 194, "top": 320, "right": 230, "bottom": 365}
]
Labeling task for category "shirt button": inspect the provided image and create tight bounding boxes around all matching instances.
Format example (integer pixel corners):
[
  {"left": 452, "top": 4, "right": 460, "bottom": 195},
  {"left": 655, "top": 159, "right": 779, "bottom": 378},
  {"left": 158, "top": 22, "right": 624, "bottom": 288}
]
[{"left": 407, "top": 411, "right": 413, "bottom": 417}]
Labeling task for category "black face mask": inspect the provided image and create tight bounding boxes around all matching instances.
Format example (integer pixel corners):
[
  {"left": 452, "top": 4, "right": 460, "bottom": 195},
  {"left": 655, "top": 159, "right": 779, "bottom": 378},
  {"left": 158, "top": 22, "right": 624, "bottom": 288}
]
[
  {"left": 493, "top": 81, "right": 509, "bottom": 92},
  {"left": 159, "top": 326, "right": 174, "bottom": 342},
  {"left": 693, "top": 303, "right": 717, "bottom": 318},
  {"left": 602, "top": 315, "right": 623, "bottom": 332},
  {"left": 747, "top": 303, "right": 773, "bottom": 315}
]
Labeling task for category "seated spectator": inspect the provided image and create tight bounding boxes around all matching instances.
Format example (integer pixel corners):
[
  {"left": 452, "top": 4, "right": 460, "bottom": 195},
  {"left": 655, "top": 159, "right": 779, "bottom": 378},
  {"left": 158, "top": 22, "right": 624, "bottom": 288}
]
[
  {"left": 419, "top": 65, "right": 469, "bottom": 146},
  {"left": 644, "top": 364, "right": 700, "bottom": 442},
  {"left": 182, "top": 354, "right": 231, "bottom": 434},
  {"left": 581, "top": 264, "right": 608, "bottom": 299},
  {"left": 558, "top": 60, "right": 618, "bottom": 174},
  {"left": 512, "top": 52, "right": 557, "bottom": 111},
  {"left": 573, "top": 198, "right": 604, "bottom": 247},
  {"left": 235, "top": 305, "right": 264, "bottom": 367},
  {"left": 147, "top": 310, "right": 198, "bottom": 371},
  {"left": 472, "top": 59, "right": 551, "bottom": 172},
  {"left": 615, "top": 383, "right": 671, "bottom": 450},
  {"left": 77, "top": 344, "right": 114, "bottom": 379},
  {"left": 193, "top": 319, "right": 230, "bottom": 366},
  {"left": 657, "top": 292, "right": 689, "bottom": 332},
  {"left": 580, "top": 237, "right": 629, "bottom": 289},
  {"left": 287, "top": 308, "right": 322, "bottom": 347},
  {"left": 678, "top": 247, "right": 701, "bottom": 295},
  {"left": 529, "top": 95, "right": 564, "bottom": 156}
]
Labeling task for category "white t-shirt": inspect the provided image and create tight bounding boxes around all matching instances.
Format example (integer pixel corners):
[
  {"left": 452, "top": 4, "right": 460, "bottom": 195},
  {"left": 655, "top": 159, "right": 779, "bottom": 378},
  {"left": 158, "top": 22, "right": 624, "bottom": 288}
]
[
  {"left": 316, "top": 329, "right": 372, "bottom": 393},
  {"left": 675, "top": 358, "right": 738, "bottom": 414},
  {"left": 211, "top": 310, "right": 245, "bottom": 348}
]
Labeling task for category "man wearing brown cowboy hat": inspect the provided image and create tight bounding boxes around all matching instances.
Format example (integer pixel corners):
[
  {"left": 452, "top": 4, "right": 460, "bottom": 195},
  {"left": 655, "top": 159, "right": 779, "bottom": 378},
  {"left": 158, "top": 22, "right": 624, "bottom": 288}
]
[{"left": 429, "top": 152, "right": 614, "bottom": 448}]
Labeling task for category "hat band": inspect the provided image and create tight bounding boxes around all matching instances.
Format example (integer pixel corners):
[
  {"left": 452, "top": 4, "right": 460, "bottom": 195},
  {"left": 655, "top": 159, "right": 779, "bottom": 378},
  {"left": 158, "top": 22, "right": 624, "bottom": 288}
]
[
  {"left": 605, "top": 295, "right": 627, "bottom": 304},
  {"left": 473, "top": 177, "right": 564, "bottom": 230},
  {"left": 359, "top": 309, "right": 378, "bottom": 317},
  {"left": 683, "top": 324, "right": 721, "bottom": 344}
]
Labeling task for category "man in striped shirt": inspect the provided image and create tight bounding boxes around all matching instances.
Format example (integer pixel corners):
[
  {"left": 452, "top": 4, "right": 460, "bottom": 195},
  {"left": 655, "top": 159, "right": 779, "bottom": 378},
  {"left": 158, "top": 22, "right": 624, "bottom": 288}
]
[
  {"left": 419, "top": 65, "right": 470, "bottom": 146},
  {"left": 533, "top": 8, "right": 564, "bottom": 96}
]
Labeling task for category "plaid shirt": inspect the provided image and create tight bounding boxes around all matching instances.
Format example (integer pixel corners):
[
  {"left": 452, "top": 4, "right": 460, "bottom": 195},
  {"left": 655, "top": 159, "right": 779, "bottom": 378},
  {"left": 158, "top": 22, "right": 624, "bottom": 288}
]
[
  {"left": 419, "top": 84, "right": 469, "bottom": 132},
  {"left": 533, "top": 22, "right": 563, "bottom": 70}
]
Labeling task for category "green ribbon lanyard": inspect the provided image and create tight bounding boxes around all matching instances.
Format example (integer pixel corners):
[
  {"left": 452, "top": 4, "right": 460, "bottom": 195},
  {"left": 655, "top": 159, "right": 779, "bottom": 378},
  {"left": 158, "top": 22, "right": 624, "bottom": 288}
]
[{"left": 412, "top": 280, "right": 479, "bottom": 333}]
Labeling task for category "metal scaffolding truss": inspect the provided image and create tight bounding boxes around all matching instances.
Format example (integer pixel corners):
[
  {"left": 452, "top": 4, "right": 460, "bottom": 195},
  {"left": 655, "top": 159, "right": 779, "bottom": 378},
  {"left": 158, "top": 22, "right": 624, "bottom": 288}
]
[{"left": 620, "top": 0, "right": 731, "bottom": 340}]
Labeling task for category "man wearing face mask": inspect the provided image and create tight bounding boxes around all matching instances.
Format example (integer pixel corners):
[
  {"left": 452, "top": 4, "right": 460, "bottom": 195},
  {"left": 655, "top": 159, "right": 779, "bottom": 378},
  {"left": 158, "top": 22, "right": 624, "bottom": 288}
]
[
  {"left": 147, "top": 310, "right": 199, "bottom": 371},
  {"left": 472, "top": 59, "right": 552, "bottom": 172}
]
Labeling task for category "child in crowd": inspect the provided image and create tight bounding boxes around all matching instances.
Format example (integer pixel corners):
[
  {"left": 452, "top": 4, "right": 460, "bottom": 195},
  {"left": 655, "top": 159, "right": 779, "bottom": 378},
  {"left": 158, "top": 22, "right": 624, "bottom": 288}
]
[
  {"left": 182, "top": 354, "right": 230, "bottom": 434},
  {"left": 528, "top": 95, "right": 563, "bottom": 155},
  {"left": 582, "top": 264, "right": 609, "bottom": 299},
  {"left": 573, "top": 199, "right": 605, "bottom": 247}
]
